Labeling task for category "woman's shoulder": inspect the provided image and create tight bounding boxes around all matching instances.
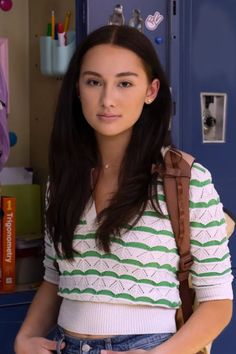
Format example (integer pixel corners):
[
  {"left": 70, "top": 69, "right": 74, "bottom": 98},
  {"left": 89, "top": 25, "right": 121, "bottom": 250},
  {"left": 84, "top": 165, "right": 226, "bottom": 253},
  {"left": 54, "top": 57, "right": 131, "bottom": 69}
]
[
  {"left": 189, "top": 161, "right": 219, "bottom": 204},
  {"left": 162, "top": 147, "right": 213, "bottom": 183},
  {"left": 190, "top": 161, "right": 212, "bottom": 183}
]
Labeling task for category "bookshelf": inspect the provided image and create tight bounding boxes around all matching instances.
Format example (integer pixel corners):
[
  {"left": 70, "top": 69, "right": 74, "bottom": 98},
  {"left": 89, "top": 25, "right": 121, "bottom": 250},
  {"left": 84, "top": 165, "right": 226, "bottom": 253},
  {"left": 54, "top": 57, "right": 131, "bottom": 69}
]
[{"left": 0, "top": 1, "right": 75, "bottom": 353}]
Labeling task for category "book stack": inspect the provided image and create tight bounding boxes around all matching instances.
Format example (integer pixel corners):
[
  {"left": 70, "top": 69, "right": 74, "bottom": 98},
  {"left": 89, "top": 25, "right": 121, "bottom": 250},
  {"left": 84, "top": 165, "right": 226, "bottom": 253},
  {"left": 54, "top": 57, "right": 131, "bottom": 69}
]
[
  {"left": 0, "top": 195, "right": 16, "bottom": 292},
  {"left": 0, "top": 167, "right": 44, "bottom": 291}
]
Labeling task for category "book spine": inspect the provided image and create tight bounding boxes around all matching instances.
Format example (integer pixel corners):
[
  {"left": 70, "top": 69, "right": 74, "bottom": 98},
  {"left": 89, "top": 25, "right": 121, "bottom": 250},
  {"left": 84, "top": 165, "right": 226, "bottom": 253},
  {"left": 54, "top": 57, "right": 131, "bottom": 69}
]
[{"left": 1, "top": 196, "right": 16, "bottom": 292}]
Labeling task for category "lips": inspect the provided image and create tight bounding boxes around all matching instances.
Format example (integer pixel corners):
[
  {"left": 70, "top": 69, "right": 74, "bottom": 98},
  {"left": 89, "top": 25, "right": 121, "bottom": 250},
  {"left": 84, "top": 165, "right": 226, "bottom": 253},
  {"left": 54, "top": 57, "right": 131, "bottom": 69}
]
[{"left": 97, "top": 114, "right": 121, "bottom": 121}]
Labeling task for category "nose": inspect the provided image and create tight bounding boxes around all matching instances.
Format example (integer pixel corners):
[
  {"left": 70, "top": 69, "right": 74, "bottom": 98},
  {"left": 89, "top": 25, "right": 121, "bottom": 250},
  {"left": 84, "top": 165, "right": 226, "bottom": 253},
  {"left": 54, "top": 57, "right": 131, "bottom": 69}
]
[{"left": 100, "top": 84, "right": 115, "bottom": 107}]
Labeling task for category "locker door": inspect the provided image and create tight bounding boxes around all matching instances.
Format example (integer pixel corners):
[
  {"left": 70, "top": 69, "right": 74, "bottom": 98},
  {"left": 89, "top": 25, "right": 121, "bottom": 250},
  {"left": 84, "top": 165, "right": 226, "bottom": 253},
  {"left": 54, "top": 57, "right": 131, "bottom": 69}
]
[
  {"left": 179, "top": 0, "right": 236, "bottom": 262},
  {"left": 76, "top": 0, "right": 169, "bottom": 70},
  {"left": 179, "top": 3, "right": 236, "bottom": 351}
]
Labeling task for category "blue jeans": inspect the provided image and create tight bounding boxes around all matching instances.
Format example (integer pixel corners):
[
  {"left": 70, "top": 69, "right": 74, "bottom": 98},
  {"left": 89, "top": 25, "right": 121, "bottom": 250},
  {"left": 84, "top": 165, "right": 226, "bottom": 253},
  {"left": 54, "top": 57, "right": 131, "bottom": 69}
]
[{"left": 54, "top": 326, "right": 173, "bottom": 354}]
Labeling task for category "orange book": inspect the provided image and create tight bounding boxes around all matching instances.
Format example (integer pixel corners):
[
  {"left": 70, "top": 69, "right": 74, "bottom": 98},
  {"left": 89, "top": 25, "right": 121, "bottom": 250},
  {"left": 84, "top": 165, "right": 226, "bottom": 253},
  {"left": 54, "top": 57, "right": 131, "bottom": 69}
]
[{"left": 1, "top": 196, "right": 16, "bottom": 292}]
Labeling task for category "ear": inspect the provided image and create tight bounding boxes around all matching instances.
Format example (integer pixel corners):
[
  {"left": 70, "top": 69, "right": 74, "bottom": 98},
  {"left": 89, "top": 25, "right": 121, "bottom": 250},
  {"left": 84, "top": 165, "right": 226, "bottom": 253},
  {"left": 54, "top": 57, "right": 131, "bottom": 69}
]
[{"left": 145, "top": 79, "right": 160, "bottom": 104}]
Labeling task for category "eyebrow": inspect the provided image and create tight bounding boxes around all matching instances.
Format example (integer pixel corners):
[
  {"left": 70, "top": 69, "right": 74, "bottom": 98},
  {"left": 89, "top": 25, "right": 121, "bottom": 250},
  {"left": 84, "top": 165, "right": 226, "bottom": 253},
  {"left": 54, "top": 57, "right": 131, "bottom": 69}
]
[{"left": 81, "top": 71, "right": 139, "bottom": 78}]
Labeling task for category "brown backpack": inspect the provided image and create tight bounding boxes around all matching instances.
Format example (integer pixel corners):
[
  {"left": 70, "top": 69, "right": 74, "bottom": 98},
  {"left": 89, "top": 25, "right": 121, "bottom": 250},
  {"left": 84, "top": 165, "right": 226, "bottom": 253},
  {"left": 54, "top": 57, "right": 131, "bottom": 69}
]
[
  {"left": 163, "top": 148, "right": 195, "bottom": 318},
  {"left": 161, "top": 148, "right": 227, "bottom": 354}
]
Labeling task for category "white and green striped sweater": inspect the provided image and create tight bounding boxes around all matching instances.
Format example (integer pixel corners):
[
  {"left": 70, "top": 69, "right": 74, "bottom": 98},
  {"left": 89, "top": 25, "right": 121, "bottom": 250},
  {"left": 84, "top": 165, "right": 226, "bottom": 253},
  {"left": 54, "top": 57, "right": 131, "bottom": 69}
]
[{"left": 44, "top": 163, "right": 233, "bottom": 310}]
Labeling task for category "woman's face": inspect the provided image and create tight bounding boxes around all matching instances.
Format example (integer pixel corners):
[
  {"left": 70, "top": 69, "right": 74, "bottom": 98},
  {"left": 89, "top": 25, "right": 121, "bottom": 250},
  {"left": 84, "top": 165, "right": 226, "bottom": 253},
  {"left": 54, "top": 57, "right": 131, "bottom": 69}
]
[{"left": 78, "top": 44, "right": 159, "bottom": 140}]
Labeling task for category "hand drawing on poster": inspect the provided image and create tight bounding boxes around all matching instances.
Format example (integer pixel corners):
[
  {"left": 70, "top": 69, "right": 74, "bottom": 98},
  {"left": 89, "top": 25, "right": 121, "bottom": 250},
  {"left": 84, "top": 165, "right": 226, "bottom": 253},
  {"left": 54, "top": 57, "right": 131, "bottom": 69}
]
[
  {"left": 128, "top": 9, "right": 144, "bottom": 32},
  {"left": 108, "top": 4, "right": 125, "bottom": 26}
]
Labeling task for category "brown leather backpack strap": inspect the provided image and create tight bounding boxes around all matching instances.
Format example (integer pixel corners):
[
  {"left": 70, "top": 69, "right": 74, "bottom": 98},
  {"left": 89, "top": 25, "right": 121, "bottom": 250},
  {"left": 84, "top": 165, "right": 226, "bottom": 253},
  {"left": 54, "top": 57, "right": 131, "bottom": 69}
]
[{"left": 163, "top": 148, "right": 195, "bottom": 322}]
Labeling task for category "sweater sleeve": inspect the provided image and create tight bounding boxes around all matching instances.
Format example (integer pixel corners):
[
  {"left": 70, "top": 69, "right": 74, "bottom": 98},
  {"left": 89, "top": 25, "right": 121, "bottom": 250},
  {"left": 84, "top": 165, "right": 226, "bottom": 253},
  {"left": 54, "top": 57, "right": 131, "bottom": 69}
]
[
  {"left": 43, "top": 229, "right": 60, "bottom": 285},
  {"left": 189, "top": 163, "right": 234, "bottom": 302}
]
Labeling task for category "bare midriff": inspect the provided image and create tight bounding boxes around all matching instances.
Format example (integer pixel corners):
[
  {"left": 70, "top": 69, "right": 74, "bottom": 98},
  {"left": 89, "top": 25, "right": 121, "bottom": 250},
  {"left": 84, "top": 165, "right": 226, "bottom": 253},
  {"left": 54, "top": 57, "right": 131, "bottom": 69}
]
[{"left": 64, "top": 329, "right": 113, "bottom": 339}]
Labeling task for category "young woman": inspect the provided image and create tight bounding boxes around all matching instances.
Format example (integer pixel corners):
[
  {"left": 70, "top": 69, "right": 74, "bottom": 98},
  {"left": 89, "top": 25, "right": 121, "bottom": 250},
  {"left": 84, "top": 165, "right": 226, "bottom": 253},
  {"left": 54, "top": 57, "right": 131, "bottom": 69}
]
[{"left": 15, "top": 25, "right": 233, "bottom": 354}]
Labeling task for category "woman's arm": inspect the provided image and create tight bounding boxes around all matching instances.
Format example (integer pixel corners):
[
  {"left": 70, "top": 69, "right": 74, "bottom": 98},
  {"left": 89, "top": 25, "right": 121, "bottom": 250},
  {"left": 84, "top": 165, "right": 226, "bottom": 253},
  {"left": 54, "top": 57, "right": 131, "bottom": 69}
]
[
  {"left": 153, "top": 164, "right": 234, "bottom": 354},
  {"left": 153, "top": 299, "right": 232, "bottom": 354},
  {"left": 14, "top": 280, "right": 63, "bottom": 354},
  {"left": 102, "top": 299, "right": 232, "bottom": 354}
]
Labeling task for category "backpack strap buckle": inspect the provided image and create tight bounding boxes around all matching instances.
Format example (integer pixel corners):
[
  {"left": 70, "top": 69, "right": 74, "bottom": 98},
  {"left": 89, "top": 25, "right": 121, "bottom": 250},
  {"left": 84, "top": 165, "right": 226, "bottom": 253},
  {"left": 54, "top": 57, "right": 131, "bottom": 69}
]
[
  {"left": 178, "top": 254, "right": 193, "bottom": 281},
  {"left": 151, "top": 164, "right": 181, "bottom": 177},
  {"left": 179, "top": 254, "right": 193, "bottom": 271}
]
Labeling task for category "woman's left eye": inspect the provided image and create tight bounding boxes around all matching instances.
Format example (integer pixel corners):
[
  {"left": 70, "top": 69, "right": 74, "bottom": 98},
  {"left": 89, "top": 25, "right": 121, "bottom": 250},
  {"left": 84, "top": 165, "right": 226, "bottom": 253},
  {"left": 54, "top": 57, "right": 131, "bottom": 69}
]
[
  {"left": 86, "top": 79, "right": 102, "bottom": 86},
  {"left": 118, "top": 81, "right": 133, "bottom": 88}
]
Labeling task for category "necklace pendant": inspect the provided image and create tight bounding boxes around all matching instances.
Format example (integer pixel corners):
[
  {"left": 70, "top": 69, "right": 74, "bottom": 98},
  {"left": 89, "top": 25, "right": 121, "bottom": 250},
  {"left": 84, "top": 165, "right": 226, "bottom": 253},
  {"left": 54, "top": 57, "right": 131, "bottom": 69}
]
[{"left": 104, "top": 164, "right": 109, "bottom": 169}]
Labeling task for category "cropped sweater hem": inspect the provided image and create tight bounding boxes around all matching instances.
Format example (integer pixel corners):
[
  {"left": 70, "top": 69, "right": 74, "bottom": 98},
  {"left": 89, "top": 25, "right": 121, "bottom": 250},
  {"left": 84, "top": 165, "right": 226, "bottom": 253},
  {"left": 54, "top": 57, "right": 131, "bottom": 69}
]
[{"left": 57, "top": 300, "right": 177, "bottom": 335}]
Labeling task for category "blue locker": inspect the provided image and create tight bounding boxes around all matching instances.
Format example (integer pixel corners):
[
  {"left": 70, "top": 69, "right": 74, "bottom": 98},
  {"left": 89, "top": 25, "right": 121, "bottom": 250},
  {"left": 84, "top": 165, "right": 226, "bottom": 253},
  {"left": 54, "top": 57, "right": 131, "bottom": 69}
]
[
  {"left": 179, "top": 0, "right": 236, "bottom": 257},
  {"left": 76, "top": 0, "right": 169, "bottom": 70},
  {"left": 172, "top": 1, "right": 236, "bottom": 353},
  {"left": 177, "top": 3, "right": 236, "bottom": 350}
]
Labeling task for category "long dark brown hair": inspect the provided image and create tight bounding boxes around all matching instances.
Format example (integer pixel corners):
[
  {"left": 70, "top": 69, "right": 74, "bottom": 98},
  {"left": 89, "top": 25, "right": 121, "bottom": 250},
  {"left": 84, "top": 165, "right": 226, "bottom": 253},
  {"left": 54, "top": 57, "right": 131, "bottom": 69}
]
[{"left": 46, "top": 25, "right": 172, "bottom": 258}]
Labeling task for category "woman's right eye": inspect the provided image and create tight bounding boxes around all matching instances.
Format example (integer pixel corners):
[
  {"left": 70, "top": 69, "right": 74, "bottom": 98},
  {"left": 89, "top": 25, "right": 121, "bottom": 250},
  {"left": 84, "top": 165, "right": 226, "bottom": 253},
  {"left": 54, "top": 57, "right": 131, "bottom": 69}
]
[{"left": 86, "top": 79, "right": 102, "bottom": 86}]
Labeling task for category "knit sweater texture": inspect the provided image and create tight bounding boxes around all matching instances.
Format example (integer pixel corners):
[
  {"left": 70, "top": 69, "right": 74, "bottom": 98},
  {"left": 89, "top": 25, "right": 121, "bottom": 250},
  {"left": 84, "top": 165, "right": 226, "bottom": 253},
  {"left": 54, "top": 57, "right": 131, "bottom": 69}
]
[{"left": 44, "top": 163, "right": 233, "bottom": 309}]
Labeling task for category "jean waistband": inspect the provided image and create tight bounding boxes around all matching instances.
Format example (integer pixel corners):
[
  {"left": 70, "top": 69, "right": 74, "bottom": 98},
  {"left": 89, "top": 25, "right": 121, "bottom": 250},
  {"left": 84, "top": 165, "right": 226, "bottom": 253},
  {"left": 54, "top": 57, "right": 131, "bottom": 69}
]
[{"left": 54, "top": 325, "right": 173, "bottom": 354}]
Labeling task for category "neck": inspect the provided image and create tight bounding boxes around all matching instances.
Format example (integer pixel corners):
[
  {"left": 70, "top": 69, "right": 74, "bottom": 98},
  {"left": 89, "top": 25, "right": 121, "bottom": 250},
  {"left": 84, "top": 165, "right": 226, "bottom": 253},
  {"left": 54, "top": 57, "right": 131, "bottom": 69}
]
[{"left": 95, "top": 131, "right": 132, "bottom": 171}]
